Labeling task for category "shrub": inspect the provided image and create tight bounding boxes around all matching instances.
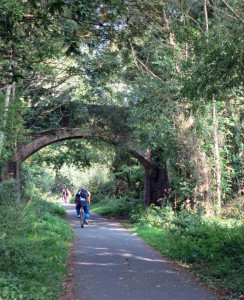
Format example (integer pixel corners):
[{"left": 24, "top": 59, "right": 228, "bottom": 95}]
[
  {"left": 0, "top": 180, "right": 18, "bottom": 205},
  {"left": 91, "top": 194, "right": 144, "bottom": 218},
  {"left": 133, "top": 204, "right": 175, "bottom": 228}
]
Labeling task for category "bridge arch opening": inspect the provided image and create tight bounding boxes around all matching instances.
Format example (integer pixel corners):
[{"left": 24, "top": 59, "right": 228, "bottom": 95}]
[{"left": 2, "top": 128, "right": 169, "bottom": 206}]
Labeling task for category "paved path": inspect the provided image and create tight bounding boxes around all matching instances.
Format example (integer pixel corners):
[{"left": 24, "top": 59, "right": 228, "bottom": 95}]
[{"left": 64, "top": 204, "right": 217, "bottom": 300}]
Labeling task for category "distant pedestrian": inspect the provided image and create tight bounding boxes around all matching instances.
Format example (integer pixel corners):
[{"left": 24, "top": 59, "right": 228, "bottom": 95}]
[
  {"left": 61, "top": 189, "right": 66, "bottom": 202},
  {"left": 65, "top": 189, "right": 72, "bottom": 203}
]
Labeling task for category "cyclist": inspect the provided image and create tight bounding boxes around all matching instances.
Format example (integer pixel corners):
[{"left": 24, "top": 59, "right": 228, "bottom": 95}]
[{"left": 75, "top": 185, "right": 90, "bottom": 224}]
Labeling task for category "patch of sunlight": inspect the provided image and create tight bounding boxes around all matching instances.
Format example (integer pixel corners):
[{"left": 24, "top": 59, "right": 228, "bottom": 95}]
[
  {"left": 134, "top": 256, "right": 166, "bottom": 263},
  {"left": 165, "top": 270, "right": 177, "bottom": 274},
  {"left": 77, "top": 262, "right": 118, "bottom": 266},
  {"left": 120, "top": 253, "right": 133, "bottom": 258},
  {"left": 86, "top": 247, "right": 109, "bottom": 250}
]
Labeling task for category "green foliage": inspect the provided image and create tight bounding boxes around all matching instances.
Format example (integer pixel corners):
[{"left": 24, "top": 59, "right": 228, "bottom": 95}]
[
  {"left": 1, "top": 0, "right": 243, "bottom": 209},
  {"left": 93, "top": 195, "right": 244, "bottom": 297},
  {"left": 69, "top": 196, "right": 75, "bottom": 204},
  {"left": 31, "top": 140, "right": 93, "bottom": 171},
  {"left": 0, "top": 180, "right": 18, "bottom": 205},
  {"left": 1, "top": 0, "right": 243, "bottom": 297},
  {"left": 53, "top": 172, "right": 75, "bottom": 194},
  {"left": 31, "top": 141, "right": 144, "bottom": 201},
  {"left": 0, "top": 198, "right": 73, "bottom": 300},
  {"left": 183, "top": 28, "right": 243, "bottom": 103},
  {"left": 131, "top": 204, "right": 175, "bottom": 228},
  {"left": 91, "top": 195, "right": 143, "bottom": 219},
  {"left": 59, "top": 160, "right": 115, "bottom": 195},
  {"left": 0, "top": 94, "right": 29, "bottom": 165},
  {"left": 141, "top": 211, "right": 244, "bottom": 296},
  {"left": 21, "top": 163, "right": 55, "bottom": 198}
]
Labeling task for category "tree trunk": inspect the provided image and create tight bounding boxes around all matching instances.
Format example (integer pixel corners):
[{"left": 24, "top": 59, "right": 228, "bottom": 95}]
[
  {"left": 131, "top": 148, "right": 170, "bottom": 206},
  {"left": 203, "top": 0, "right": 209, "bottom": 34},
  {"left": 0, "top": 84, "right": 11, "bottom": 156},
  {"left": 144, "top": 163, "right": 170, "bottom": 206},
  {"left": 213, "top": 100, "right": 221, "bottom": 211},
  {"left": 0, "top": 83, "right": 21, "bottom": 203},
  {"left": 190, "top": 126, "right": 210, "bottom": 206},
  {"left": 1, "top": 159, "right": 21, "bottom": 203},
  {"left": 197, "top": 150, "right": 210, "bottom": 205}
]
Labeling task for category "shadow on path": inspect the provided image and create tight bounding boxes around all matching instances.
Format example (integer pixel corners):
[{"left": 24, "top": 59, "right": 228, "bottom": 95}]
[{"left": 62, "top": 203, "right": 218, "bottom": 300}]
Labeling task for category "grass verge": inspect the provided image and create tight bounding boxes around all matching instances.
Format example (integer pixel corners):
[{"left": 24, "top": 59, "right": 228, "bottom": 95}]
[{"left": 0, "top": 198, "right": 74, "bottom": 300}]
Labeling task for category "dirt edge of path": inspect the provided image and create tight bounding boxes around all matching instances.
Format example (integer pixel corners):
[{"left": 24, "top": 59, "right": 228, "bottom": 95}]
[{"left": 59, "top": 215, "right": 77, "bottom": 300}]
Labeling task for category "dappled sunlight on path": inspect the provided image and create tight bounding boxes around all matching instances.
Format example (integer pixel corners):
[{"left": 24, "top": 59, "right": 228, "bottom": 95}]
[{"left": 63, "top": 204, "right": 217, "bottom": 300}]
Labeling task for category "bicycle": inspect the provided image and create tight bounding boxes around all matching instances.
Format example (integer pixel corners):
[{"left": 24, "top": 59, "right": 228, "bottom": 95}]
[{"left": 80, "top": 206, "right": 86, "bottom": 228}]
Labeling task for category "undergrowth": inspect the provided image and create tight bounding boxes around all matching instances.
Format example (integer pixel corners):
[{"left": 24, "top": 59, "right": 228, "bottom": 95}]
[
  {"left": 0, "top": 197, "right": 74, "bottom": 300},
  {"left": 91, "top": 194, "right": 143, "bottom": 218},
  {"left": 91, "top": 195, "right": 244, "bottom": 299}
]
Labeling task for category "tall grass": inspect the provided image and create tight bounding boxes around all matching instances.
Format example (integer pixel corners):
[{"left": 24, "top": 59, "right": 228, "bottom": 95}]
[{"left": 0, "top": 197, "right": 74, "bottom": 300}]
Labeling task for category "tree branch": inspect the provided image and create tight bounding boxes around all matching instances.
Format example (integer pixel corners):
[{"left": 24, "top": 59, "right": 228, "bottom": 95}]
[
  {"left": 208, "top": 2, "right": 238, "bottom": 21},
  {"left": 136, "top": 58, "right": 165, "bottom": 82},
  {"left": 219, "top": 0, "right": 244, "bottom": 23},
  {"left": 185, "top": 15, "right": 204, "bottom": 32}
]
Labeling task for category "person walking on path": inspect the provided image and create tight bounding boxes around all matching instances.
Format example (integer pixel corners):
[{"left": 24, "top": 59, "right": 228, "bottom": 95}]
[
  {"left": 61, "top": 189, "right": 66, "bottom": 203},
  {"left": 75, "top": 185, "right": 90, "bottom": 224},
  {"left": 65, "top": 188, "right": 72, "bottom": 203}
]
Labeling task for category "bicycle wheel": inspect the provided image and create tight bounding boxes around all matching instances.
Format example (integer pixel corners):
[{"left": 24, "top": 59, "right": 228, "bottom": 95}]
[{"left": 80, "top": 210, "right": 85, "bottom": 228}]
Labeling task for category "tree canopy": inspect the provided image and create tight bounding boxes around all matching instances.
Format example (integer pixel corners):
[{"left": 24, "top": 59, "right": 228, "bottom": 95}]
[{"left": 0, "top": 0, "right": 243, "bottom": 208}]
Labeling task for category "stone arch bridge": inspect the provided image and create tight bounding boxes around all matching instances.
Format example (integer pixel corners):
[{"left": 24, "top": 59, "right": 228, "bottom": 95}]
[{"left": 1, "top": 104, "right": 169, "bottom": 206}]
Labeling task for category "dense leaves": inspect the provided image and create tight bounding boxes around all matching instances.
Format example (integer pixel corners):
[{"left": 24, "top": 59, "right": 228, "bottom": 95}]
[{"left": 0, "top": 2, "right": 243, "bottom": 298}]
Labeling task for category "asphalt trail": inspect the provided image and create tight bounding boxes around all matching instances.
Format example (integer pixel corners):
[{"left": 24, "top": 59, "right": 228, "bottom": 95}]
[{"left": 64, "top": 204, "right": 217, "bottom": 300}]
